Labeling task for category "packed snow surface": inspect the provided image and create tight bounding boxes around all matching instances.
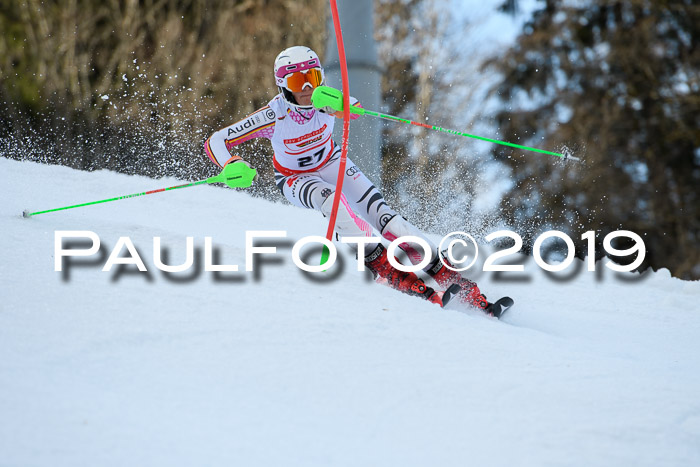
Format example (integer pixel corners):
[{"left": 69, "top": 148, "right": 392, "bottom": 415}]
[{"left": 1, "top": 158, "right": 699, "bottom": 466}]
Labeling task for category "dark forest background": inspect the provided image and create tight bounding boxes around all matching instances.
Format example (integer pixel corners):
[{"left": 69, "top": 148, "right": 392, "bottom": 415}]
[
  {"left": 0, "top": 0, "right": 327, "bottom": 195},
  {"left": 489, "top": 0, "right": 699, "bottom": 279},
  {"left": 1, "top": 0, "right": 698, "bottom": 279}
]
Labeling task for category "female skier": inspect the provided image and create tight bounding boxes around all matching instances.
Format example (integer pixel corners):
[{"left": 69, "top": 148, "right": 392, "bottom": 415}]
[{"left": 204, "top": 46, "right": 492, "bottom": 310}]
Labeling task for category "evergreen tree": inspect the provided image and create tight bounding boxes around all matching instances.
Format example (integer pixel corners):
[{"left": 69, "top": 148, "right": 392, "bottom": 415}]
[{"left": 489, "top": 0, "right": 699, "bottom": 278}]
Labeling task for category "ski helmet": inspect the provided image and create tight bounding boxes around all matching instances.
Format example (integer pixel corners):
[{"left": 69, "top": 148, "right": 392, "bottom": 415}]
[{"left": 274, "top": 46, "right": 325, "bottom": 109}]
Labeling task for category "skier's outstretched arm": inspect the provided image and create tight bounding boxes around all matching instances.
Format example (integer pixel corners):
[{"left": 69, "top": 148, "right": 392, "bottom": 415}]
[{"left": 204, "top": 105, "right": 277, "bottom": 168}]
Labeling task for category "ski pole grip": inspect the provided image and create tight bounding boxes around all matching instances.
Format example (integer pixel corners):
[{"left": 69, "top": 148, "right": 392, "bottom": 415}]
[
  {"left": 312, "top": 86, "right": 365, "bottom": 115},
  {"left": 207, "top": 161, "right": 257, "bottom": 188}
]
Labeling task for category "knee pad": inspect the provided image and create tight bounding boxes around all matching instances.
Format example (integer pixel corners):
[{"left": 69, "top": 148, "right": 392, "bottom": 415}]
[{"left": 321, "top": 192, "right": 375, "bottom": 239}]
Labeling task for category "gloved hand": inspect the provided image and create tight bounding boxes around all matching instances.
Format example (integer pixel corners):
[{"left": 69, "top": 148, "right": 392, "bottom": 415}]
[
  {"left": 222, "top": 159, "right": 258, "bottom": 188},
  {"left": 318, "top": 106, "right": 338, "bottom": 114}
]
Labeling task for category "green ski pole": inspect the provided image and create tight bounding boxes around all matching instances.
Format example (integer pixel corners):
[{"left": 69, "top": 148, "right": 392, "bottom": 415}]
[
  {"left": 22, "top": 161, "right": 257, "bottom": 217},
  {"left": 311, "top": 86, "right": 580, "bottom": 161}
]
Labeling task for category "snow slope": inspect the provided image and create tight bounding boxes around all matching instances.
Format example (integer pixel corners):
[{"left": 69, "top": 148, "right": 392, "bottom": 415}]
[{"left": 1, "top": 157, "right": 699, "bottom": 467}]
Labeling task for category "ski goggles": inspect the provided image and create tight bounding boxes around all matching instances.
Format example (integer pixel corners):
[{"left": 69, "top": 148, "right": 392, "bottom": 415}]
[
  {"left": 279, "top": 68, "right": 324, "bottom": 93},
  {"left": 276, "top": 66, "right": 324, "bottom": 92}
]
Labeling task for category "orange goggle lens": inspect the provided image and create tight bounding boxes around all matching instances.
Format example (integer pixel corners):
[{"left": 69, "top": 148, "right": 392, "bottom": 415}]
[{"left": 284, "top": 69, "right": 323, "bottom": 93}]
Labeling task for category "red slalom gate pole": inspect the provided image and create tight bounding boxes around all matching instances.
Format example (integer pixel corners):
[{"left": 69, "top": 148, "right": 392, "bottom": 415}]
[{"left": 320, "top": 0, "right": 351, "bottom": 266}]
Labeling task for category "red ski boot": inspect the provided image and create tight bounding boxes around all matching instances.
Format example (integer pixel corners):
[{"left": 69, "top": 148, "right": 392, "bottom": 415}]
[
  {"left": 427, "top": 256, "right": 490, "bottom": 311},
  {"left": 365, "top": 245, "right": 446, "bottom": 306}
]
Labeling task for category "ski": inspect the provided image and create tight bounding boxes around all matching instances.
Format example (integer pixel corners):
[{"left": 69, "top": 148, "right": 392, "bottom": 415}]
[
  {"left": 374, "top": 277, "right": 461, "bottom": 308},
  {"left": 439, "top": 283, "right": 462, "bottom": 308},
  {"left": 485, "top": 297, "right": 515, "bottom": 319}
]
